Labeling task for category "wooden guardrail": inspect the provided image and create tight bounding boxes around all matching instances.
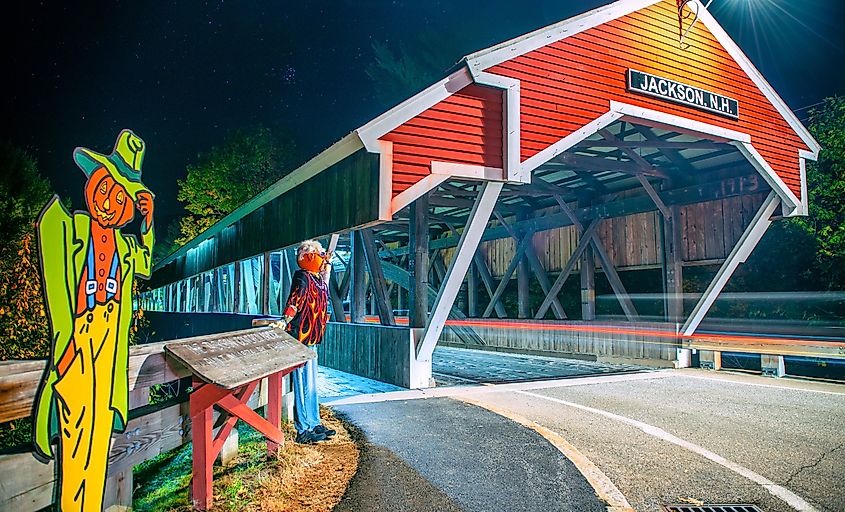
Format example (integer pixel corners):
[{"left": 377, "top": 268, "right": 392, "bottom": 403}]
[{"left": 0, "top": 340, "right": 281, "bottom": 510}]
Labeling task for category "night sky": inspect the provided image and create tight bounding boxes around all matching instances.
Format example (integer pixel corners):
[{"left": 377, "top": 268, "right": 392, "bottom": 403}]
[{"left": 2, "top": 0, "right": 843, "bottom": 231}]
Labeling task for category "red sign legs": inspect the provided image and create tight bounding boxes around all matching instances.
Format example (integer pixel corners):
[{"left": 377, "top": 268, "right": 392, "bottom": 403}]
[{"left": 189, "top": 368, "right": 295, "bottom": 510}]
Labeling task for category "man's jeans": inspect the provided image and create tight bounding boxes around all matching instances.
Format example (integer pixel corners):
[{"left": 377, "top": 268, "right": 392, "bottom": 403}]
[{"left": 292, "top": 351, "right": 320, "bottom": 434}]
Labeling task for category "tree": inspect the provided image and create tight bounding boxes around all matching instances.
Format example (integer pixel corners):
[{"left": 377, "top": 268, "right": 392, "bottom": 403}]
[
  {"left": 175, "top": 126, "right": 297, "bottom": 246},
  {"left": 0, "top": 142, "right": 52, "bottom": 360},
  {"left": 802, "top": 96, "right": 845, "bottom": 288}
]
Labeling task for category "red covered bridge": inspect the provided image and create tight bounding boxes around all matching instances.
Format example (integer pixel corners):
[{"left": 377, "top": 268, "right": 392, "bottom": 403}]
[{"left": 147, "top": 0, "right": 822, "bottom": 389}]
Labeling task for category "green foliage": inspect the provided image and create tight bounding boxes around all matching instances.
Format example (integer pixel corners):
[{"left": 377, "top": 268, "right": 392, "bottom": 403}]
[
  {"left": 0, "top": 417, "right": 33, "bottom": 451},
  {"left": 0, "top": 142, "right": 52, "bottom": 242},
  {"left": 801, "top": 96, "right": 845, "bottom": 287},
  {"left": 175, "top": 126, "right": 296, "bottom": 246},
  {"left": 0, "top": 143, "right": 52, "bottom": 360}
]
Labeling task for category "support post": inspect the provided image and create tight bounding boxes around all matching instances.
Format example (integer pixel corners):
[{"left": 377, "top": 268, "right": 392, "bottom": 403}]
[
  {"left": 328, "top": 272, "right": 346, "bottom": 322},
  {"left": 581, "top": 244, "right": 596, "bottom": 320},
  {"left": 233, "top": 260, "right": 241, "bottom": 314},
  {"left": 191, "top": 403, "right": 213, "bottom": 510},
  {"left": 360, "top": 228, "right": 396, "bottom": 325},
  {"left": 266, "top": 371, "right": 283, "bottom": 453},
  {"left": 681, "top": 192, "right": 779, "bottom": 336},
  {"left": 467, "top": 263, "right": 478, "bottom": 317},
  {"left": 409, "top": 193, "right": 430, "bottom": 328},
  {"left": 517, "top": 212, "right": 531, "bottom": 319},
  {"left": 413, "top": 182, "right": 503, "bottom": 388},
  {"left": 350, "top": 231, "right": 367, "bottom": 323},
  {"left": 663, "top": 204, "right": 684, "bottom": 322},
  {"left": 262, "top": 251, "right": 271, "bottom": 316}
]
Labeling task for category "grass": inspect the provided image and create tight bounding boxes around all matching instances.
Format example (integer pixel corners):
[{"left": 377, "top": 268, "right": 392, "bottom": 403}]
[{"left": 133, "top": 407, "right": 358, "bottom": 511}]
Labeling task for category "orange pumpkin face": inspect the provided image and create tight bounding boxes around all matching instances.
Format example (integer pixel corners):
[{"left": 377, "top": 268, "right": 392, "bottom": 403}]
[
  {"left": 297, "top": 252, "right": 325, "bottom": 273},
  {"left": 85, "top": 168, "right": 135, "bottom": 228}
]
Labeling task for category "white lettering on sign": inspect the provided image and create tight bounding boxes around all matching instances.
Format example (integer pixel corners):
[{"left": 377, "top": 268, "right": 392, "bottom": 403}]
[{"left": 627, "top": 69, "right": 739, "bottom": 119}]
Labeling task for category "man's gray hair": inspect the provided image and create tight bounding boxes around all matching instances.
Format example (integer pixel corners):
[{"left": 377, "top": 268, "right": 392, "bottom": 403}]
[{"left": 297, "top": 239, "right": 324, "bottom": 258}]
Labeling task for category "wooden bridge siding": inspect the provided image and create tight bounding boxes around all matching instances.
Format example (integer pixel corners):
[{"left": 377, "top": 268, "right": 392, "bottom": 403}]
[
  {"left": 441, "top": 320, "right": 677, "bottom": 363},
  {"left": 316, "top": 322, "right": 412, "bottom": 388},
  {"left": 486, "top": 0, "right": 810, "bottom": 196},
  {"left": 381, "top": 83, "right": 504, "bottom": 196},
  {"left": 475, "top": 194, "right": 765, "bottom": 277}
]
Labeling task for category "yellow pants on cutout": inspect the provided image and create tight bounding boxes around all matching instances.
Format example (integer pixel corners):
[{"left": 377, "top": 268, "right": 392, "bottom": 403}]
[{"left": 53, "top": 300, "right": 120, "bottom": 511}]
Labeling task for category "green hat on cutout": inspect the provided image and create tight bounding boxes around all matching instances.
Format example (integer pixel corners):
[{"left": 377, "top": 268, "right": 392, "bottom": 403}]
[{"left": 73, "top": 129, "right": 153, "bottom": 201}]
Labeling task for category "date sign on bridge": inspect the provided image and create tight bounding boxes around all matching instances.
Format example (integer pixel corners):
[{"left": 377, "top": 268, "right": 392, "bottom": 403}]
[{"left": 164, "top": 327, "right": 315, "bottom": 510}]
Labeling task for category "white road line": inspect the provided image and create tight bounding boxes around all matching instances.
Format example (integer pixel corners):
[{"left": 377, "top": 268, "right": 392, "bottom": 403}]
[
  {"left": 678, "top": 372, "right": 845, "bottom": 396},
  {"left": 516, "top": 390, "right": 820, "bottom": 512}
]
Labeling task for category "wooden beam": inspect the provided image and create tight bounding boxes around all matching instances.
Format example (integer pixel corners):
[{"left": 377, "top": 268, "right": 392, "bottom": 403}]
[
  {"left": 494, "top": 211, "right": 566, "bottom": 319},
  {"left": 447, "top": 224, "right": 507, "bottom": 318},
  {"left": 328, "top": 271, "right": 346, "bottom": 323},
  {"left": 580, "top": 244, "right": 596, "bottom": 320},
  {"left": 350, "top": 231, "right": 367, "bottom": 323},
  {"left": 637, "top": 175, "right": 671, "bottom": 219},
  {"left": 591, "top": 234, "right": 639, "bottom": 321},
  {"left": 549, "top": 153, "right": 669, "bottom": 178},
  {"left": 482, "top": 232, "right": 534, "bottom": 318},
  {"left": 432, "top": 252, "right": 448, "bottom": 287},
  {"left": 516, "top": 212, "right": 531, "bottom": 319},
  {"left": 682, "top": 192, "right": 779, "bottom": 336},
  {"left": 632, "top": 125, "right": 697, "bottom": 175},
  {"left": 662, "top": 203, "right": 684, "bottom": 322},
  {"left": 382, "top": 174, "right": 764, "bottom": 258},
  {"left": 535, "top": 220, "right": 600, "bottom": 319},
  {"left": 467, "top": 263, "right": 478, "bottom": 317},
  {"left": 409, "top": 193, "right": 430, "bottom": 328},
  {"left": 555, "top": 193, "right": 638, "bottom": 321},
  {"left": 417, "top": 182, "right": 503, "bottom": 365},
  {"left": 262, "top": 251, "right": 271, "bottom": 316},
  {"left": 233, "top": 260, "right": 241, "bottom": 314},
  {"left": 360, "top": 228, "right": 396, "bottom": 326},
  {"left": 575, "top": 140, "right": 726, "bottom": 150}
]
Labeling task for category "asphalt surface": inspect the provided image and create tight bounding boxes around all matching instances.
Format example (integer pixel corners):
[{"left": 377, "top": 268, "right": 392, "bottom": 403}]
[
  {"left": 323, "top": 347, "right": 845, "bottom": 512},
  {"left": 333, "top": 397, "right": 606, "bottom": 512}
]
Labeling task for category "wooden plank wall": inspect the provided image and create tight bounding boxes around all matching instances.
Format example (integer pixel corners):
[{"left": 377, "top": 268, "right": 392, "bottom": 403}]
[
  {"left": 381, "top": 83, "right": 504, "bottom": 196},
  {"left": 441, "top": 319, "right": 678, "bottom": 365},
  {"left": 477, "top": 194, "right": 764, "bottom": 277},
  {"left": 0, "top": 343, "right": 274, "bottom": 511},
  {"left": 485, "top": 0, "right": 810, "bottom": 196},
  {"left": 316, "top": 322, "right": 412, "bottom": 388}
]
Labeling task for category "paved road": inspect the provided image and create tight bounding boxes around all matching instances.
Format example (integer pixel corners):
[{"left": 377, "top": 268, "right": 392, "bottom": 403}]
[
  {"left": 329, "top": 369, "right": 845, "bottom": 512},
  {"left": 334, "top": 397, "right": 606, "bottom": 512}
]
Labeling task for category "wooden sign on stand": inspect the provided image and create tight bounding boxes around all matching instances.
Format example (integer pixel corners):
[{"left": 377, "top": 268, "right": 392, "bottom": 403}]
[{"left": 164, "top": 327, "right": 315, "bottom": 510}]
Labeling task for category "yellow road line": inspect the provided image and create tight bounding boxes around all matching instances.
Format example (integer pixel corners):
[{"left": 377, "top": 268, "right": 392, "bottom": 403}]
[{"left": 457, "top": 395, "right": 635, "bottom": 512}]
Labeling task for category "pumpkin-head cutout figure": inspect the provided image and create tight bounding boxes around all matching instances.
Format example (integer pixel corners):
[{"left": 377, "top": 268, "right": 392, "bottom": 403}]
[
  {"left": 74, "top": 129, "right": 154, "bottom": 231},
  {"left": 84, "top": 168, "right": 135, "bottom": 228}
]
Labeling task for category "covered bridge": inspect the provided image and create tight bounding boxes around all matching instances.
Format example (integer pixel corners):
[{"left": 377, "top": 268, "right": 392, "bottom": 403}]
[{"left": 145, "top": 0, "right": 820, "bottom": 388}]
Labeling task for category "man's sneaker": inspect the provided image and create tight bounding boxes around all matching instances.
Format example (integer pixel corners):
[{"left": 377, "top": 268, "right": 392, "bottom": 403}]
[
  {"left": 295, "top": 429, "right": 326, "bottom": 444},
  {"left": 313, "top": 424, "right": 336, "bottom": 437}
]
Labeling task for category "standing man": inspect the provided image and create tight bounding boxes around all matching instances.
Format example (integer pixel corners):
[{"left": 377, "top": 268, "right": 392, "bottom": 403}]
[
  {"left": 276, "top": 240, "right": 337, "bottom": 443},
  {"left": 32, "top": 129, "right": 154, "bottom": 511}
]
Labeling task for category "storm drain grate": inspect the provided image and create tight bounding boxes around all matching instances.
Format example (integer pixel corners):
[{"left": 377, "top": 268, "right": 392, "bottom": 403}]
[{"left": 662, "top": 505, "right": 764, "bottom": 512}]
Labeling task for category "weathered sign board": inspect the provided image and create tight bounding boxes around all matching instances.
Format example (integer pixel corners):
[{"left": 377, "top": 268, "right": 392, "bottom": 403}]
[
  {"left": 164, "top": 326, "right": 315, "bottom": 389},
  {"left": 164, "top": 326, "right": 314, "bottom": 510}
]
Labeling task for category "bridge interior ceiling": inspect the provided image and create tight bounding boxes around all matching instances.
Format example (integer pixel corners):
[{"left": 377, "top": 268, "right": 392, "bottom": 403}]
[{"left": 375, "top": 120, "right": 758, "bottom": 244}]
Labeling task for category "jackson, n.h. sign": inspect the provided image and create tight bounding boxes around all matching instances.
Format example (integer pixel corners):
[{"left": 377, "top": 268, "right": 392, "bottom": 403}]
[{"left": 627, "top": 69, "right": 739, "bottom": 120}]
